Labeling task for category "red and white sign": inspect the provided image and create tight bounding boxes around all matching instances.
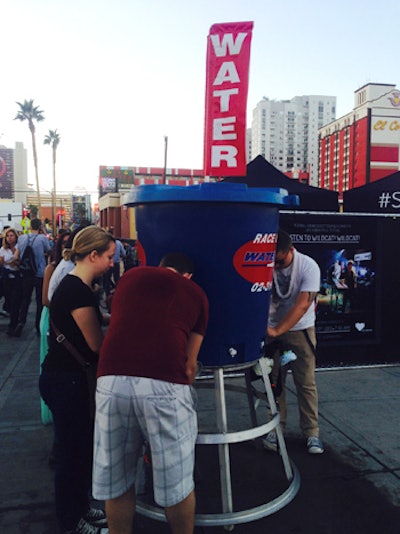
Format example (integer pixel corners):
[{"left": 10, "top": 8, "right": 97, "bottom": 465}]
[
  {"left": 233, "top": 232, "right": 277, "bottom": 287},
  {"left": 203, "top": 21, "right": 254, "bottom": 177}
]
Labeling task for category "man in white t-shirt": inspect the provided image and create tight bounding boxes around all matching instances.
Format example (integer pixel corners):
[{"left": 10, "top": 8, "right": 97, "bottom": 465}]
[{"left": 263, "top": 229, "right": 324, "bottom": 455}]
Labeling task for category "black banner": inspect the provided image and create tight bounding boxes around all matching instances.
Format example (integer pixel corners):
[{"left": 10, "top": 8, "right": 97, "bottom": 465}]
[{"left": 281, "top": 213, "right": 380, "bottom": 346}]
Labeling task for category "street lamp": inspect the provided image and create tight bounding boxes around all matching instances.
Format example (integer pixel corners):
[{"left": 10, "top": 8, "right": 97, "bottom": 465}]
[
  {"left": 52, "top": 186, "right": 56, "bottom": 236},
  {"left": 163, "top": 135, "right": 168, "bottom": 184}
]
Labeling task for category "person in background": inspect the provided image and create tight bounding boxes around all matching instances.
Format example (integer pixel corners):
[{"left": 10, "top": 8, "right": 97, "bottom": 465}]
[
  {"left": 14, "top": 219, "right": 50, "bottom": 337},
  {"left": 39, "top": 226, "right": 115, "bottom": 534},
  {"left": 42, "top": 232, "right": 72, "bottom": 309},
  {"left": 263, "top": 229, "right": 324, "bottom": 455},
  {"left": 103, "top": 237, "right": 126, "bottom": 295},
  {"left": 341, "top": 259, "right": 357, "bottom": 313},
  {"left": 0, "top": 226, "right": 11, "bottom": 315},
  {"left": 0, "top": 262, "right": 4, "bottom": 316},
  {"left": 0, "top": 228, "right": 22, "bottom": 336},
  {"left": 92, "top": 252, "right": 209, "bottom": 534},
  {"left": 40, "top": 231, "right": 72, "bottom": 432},
  {"left": 121, "top": 240, "right": 137, "bottom": 272},
  {"left": 20, "top": 214, "right": 31, "bottom": 234},
  {"left": 47, "top": 225, "right": 91, "bottom": 302}
]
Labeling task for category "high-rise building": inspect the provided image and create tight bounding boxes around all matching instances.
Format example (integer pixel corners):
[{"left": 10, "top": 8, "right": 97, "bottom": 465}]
[
  {"left": 0, "top": 142, "right": 28, "bottom": 203},
  {"left": 250, "top": 95, "right": 336, "bottom": 185},
  {"left": 246, "top": 128, "right": 252, "bottom": 164},
  {"left": 0, "top": 145, "right": 14, "bottom": 199},
  {"left": 14, "top": 142, "right": 28, "bottom": 204},
  {"left": 319, "top": 83, "right": 400, "bottom": 194}
]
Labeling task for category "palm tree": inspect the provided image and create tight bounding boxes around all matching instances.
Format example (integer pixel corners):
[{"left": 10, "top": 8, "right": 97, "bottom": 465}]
[
  {"left": 15, "top": 99, "right": 45, "bottom": 212},
  {"left": 44, "top": 129, "right": 61, "bottom": 233}
]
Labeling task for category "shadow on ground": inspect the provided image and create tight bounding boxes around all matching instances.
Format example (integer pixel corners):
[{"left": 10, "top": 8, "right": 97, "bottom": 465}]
[{"left": 133, "top": 438, "right": 400, "bottom": 534}]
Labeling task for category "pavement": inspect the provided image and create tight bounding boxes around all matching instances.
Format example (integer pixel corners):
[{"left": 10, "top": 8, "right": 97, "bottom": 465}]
[{"left": 1, "top": 303, "right": 400, "bottom": 534}]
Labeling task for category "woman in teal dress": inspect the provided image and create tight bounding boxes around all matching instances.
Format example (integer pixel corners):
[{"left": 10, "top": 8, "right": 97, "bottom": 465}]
[{"left": 40, "top": 231, "right": 71, "bottom": 424}]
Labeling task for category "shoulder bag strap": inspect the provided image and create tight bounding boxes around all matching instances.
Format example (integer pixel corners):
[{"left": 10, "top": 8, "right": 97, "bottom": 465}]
[
  {"left": 50, "top": 318, "right": 90, "bottom": 369},
  {"left": 50, "top": 318, "right": 97, "bottom": 419},
  {"left": 26, "top": 234, "right": 37, "bottom": 248}
]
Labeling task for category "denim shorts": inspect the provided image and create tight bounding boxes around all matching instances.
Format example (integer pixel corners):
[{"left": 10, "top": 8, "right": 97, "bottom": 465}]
[{"left": 92, "top": 375, "right": 197, "bottom": 507}]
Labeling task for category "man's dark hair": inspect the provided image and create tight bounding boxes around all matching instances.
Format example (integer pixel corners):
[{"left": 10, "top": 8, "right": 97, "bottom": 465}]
[
  {"left": 64, "top": 225, "right": 89, "bottom": 249},
  {"left": 276, "top": 229, "right": 293, "bottom": 253},
  {"left": 159, "top": 252, "right": 194, "bottom": 275},
  {"left": 31, "top": 218, "right": 42, "bottom": 231}
]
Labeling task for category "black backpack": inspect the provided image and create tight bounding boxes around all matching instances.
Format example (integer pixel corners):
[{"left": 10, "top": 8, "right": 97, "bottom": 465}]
[{"left": 19, "top": 235, "right": 38, "bottom": 276}]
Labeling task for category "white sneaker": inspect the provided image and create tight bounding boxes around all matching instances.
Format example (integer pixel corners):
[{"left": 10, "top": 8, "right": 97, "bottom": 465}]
[
  {"left": 252, "top": 357, "right": 274, "bottom": 377},
  {"left": 307, "top": 436, "right": 324, "bottom": 454},
  {"left": 262, "top": 431, "right": 278, "bottom": 452},
  {"left": 280, "top": 350, "right": 297, "bottom": 366}
]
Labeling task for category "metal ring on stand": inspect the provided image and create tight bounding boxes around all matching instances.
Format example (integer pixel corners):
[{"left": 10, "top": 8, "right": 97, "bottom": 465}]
[{"left": 136, "top": 358, "right": 300, "bottom": 528}]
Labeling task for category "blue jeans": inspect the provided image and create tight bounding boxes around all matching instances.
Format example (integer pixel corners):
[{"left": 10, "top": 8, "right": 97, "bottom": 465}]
[
  {"left": 18, "top": 274, "right": 43, "bottom": 331},
  {"left": 3, "top": 270, "right": 22, "bottom": 329},
  {"left": 39, "top": 370, "right": 93, "bottom": 531}
]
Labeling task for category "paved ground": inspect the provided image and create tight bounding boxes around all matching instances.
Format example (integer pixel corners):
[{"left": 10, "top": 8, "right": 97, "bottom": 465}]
[{"left": 1, "top": 304, "right": 400, "bottom": 534}]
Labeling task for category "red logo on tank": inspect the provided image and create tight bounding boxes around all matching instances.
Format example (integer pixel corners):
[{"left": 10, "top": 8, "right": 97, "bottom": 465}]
[
  {"left": 233, "top": 240, "right": 276, "bottom": 284},
  {"left": 136, "top": 241, "right": 146, "bottom": 266}
]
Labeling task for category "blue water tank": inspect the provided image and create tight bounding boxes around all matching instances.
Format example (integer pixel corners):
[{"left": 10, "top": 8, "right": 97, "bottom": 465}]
[{"left": 125, "top": 182, "right": 297, "bottom": 367}]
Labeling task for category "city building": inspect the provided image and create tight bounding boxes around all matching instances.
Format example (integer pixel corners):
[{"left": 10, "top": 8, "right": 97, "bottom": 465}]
[
  {"left": 0, "top": 145, "right": 14, "bottom": 200},
  {"left": 250, "top": 95, "right": 336, "bottom": 186},
  {"left": 0, "top": 142, "right": 28, "bottom": 204},
  {"left": 13, "top": 142, "right": 28, "bottom": 205},
  {"left": 246, "top": 128, "right": 252, "bottom": 163},
  {"left": 98, "top": 165, "right": 205, "bottom": 238},
  {"left": 26, "top": 192, "right": 73, "bottom": 228},
  {"left": 319, "top": 83, "right": 400, "bottom": 195},
  {"left": 71, "top": 193, "right": 91, "bottom": 224}
]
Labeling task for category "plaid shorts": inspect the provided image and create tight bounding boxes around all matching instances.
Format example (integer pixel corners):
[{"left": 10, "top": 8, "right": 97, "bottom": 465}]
[{"left": 92, "top": 375, "right": 197, "bottom": 507}]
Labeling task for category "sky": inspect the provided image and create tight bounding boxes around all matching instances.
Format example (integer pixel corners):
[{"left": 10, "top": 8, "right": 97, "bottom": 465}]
[{"left": 1, "top": 0, "right": 399, "bottom": 196}]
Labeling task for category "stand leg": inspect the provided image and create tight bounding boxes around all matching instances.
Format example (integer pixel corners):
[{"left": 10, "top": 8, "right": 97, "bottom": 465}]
[
  {"left": 214, "top": 368, "right": 233, "bottom": 516},
  {"left": 244, "top": 369, "right": 259, "bottom": 428},
  {"left": 258, "top": 358, "right": 293, "bottom": 480}
]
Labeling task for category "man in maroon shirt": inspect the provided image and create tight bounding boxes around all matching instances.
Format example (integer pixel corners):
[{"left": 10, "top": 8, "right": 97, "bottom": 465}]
[{"left": 92, "top": 253, "right": 209, "bottom": 534}]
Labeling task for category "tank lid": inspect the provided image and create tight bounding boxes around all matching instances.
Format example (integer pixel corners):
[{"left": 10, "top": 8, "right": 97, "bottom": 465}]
[{"left": 124, "top": 182, "right": 299, "bottom": 207}]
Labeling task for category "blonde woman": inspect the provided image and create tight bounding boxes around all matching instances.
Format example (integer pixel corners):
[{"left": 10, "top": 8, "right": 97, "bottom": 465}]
[
  {"left": 0, "top": 228, "right": 22, "bottom": 336},
  {"left": 39, "top": 226, "right": 115, "bottom": 534}
]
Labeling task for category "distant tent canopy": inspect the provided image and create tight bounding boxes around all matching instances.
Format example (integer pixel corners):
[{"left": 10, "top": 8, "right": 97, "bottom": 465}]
[
  {"left": 343, "top": 170, "right": 400, "bottom": 213},
  {"left": 221, "top": 155, "right": 339, "bottom": 212}
]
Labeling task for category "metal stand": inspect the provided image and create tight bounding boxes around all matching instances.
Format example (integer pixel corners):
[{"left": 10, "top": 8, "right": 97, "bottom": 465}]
[{"left": 136, "top": 357, "right": 300, "bottom": 528}]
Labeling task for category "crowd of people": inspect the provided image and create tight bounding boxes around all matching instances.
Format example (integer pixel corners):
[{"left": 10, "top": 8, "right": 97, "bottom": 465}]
[
  {"left": 0, "top": 222, "right": 324, "bottom": 534},
  {"left": 0, "top": 223, "right": 138, "bottom": 337}
]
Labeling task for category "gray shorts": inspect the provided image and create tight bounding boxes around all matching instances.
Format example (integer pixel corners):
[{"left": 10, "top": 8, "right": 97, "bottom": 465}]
[{"left": 92, "top": 375, "right": 198, "bottom": 507}]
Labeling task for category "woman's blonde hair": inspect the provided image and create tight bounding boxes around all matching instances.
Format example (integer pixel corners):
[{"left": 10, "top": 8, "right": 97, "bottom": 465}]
[
  {"left": 64, "top": 226, "right": 114, "bottom": 262},
  {"left": 2, "top": 228, "right": 18, "bottom": 249}
]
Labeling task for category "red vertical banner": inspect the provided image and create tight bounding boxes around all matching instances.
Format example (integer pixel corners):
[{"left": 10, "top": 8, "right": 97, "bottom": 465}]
[{"left": 203, "top": 21, "right": 254, "bottom": 177}]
